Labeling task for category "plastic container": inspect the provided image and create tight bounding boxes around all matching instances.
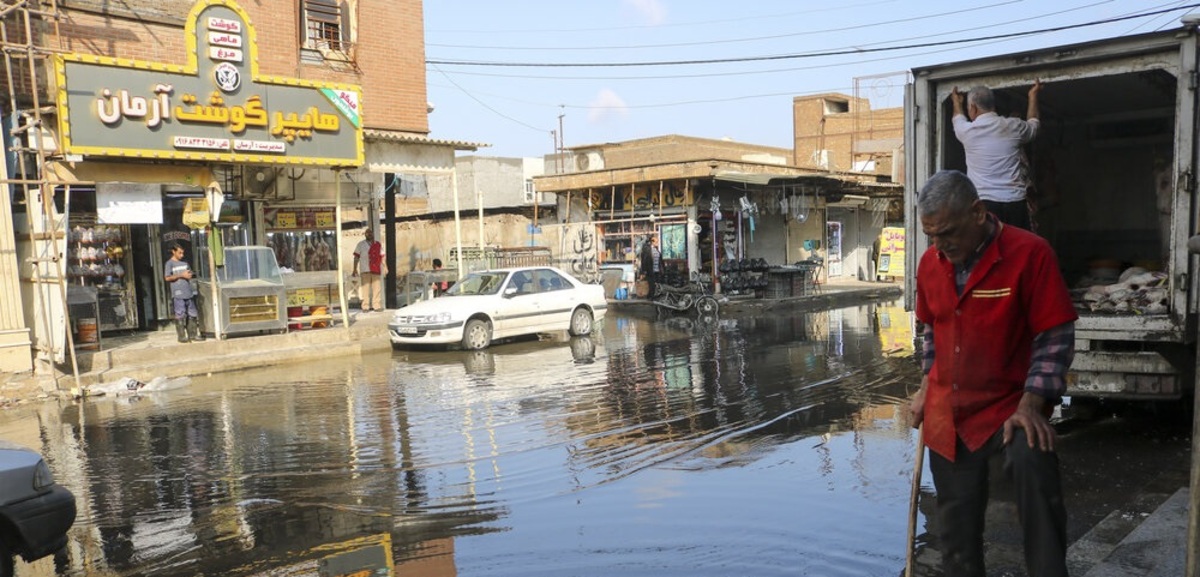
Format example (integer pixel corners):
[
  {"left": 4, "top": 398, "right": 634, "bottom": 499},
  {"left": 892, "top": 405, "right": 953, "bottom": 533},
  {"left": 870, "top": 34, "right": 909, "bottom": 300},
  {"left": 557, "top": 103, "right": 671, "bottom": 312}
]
[{"left": 76, "top": 318, "right": 98, "bottom": 349}]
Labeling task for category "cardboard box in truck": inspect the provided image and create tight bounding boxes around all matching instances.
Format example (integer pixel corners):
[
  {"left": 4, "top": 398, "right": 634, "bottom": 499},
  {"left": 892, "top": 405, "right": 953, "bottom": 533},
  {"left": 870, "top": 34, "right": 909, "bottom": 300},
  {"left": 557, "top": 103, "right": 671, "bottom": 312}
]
[{"left": 904, "top": 25, "right": 1200, "bottom": 400}]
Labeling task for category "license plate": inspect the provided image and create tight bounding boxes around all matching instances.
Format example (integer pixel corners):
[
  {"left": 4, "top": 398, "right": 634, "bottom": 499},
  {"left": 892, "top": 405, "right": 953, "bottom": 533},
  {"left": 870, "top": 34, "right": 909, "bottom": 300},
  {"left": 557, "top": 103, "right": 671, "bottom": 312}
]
[{"left": 397, "top": 326, "right": 418, "bottom": 335}]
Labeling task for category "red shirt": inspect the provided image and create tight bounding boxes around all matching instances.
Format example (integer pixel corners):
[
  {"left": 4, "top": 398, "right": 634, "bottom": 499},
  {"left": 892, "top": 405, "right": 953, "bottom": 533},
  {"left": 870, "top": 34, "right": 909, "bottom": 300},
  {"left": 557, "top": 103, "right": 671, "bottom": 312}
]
[{"left": 915, "top": 222, "right": 1077, "bottom": 461}]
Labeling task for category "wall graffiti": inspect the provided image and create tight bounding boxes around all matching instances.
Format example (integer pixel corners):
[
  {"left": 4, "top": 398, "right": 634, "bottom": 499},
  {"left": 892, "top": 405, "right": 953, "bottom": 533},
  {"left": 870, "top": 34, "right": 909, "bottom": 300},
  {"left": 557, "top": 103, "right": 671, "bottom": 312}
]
[{"left": 561, "top": 222, "right": 599, "bottom": 282}]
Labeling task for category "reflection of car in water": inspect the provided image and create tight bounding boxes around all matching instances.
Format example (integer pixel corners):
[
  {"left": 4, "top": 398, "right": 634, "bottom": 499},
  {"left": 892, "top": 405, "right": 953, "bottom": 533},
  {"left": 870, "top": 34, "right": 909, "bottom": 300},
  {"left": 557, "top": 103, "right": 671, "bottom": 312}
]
[
  {"left": 388, "top": 266, "right": 607, "bottom": 350},
  {"left": 0, "top": 441, "right": 76, "bottom": 576},
  {"left": 398, "top": 333, "right": 600, "bottom": 376}
]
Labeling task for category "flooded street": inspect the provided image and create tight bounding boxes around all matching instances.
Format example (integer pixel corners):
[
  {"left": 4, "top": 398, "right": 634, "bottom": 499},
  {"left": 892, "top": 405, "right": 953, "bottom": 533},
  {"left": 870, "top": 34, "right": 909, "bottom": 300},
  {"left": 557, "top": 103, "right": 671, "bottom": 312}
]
[{"left": 1, "top": 301, "right": 1191, "bottom": 577}]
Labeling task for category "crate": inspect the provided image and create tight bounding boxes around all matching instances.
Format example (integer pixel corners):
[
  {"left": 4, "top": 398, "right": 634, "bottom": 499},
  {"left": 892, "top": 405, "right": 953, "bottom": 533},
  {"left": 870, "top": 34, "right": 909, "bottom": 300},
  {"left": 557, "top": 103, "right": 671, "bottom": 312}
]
[{"left": 765, "top": 274, "right": 794, "bottom": 299}]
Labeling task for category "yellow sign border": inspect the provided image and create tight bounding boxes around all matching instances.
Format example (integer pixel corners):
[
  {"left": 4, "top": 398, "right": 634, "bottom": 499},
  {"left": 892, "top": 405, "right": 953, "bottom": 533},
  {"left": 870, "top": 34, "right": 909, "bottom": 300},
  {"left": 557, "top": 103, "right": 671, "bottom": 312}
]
[{"left": 53, "top": 0, "right": 364, "bottom": 168}]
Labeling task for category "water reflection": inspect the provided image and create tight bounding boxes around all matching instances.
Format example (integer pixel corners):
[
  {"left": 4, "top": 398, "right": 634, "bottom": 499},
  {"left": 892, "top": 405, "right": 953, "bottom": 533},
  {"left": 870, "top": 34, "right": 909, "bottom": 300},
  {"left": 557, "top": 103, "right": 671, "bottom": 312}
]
[{"left": 1, "top": 299, "right": 925, "bottom": 577}]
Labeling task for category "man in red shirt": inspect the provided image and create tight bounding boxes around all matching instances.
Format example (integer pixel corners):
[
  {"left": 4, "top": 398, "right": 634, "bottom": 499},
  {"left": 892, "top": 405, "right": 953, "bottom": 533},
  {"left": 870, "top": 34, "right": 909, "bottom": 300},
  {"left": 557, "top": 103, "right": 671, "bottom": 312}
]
[{"left": 911, "top": 170, "right": 1077, "bottom": 577}]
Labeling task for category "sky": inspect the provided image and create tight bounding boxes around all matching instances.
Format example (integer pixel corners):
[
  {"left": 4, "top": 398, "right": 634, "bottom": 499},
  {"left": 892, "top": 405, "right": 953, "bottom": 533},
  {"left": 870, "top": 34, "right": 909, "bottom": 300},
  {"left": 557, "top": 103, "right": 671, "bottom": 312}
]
[{"left": 423, "top": 1, "right": 1200, "bottom": 158}]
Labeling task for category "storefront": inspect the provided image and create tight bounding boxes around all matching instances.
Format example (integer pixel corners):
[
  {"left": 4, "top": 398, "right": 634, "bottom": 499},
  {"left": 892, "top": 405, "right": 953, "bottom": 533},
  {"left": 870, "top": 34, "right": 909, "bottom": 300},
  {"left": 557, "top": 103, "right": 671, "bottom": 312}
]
[
  {"left": 38, "top": 0, "right": 364, "bottom": 351},
  {"left": 543, "top": 164, "right": 898, "bottom": 298}
]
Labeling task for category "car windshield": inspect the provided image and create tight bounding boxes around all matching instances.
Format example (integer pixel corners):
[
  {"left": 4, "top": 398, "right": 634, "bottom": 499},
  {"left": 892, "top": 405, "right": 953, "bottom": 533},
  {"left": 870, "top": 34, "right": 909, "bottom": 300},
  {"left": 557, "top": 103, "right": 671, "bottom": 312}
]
[{"left": 446, "top": 271, "right": 507, "bottom": 296}]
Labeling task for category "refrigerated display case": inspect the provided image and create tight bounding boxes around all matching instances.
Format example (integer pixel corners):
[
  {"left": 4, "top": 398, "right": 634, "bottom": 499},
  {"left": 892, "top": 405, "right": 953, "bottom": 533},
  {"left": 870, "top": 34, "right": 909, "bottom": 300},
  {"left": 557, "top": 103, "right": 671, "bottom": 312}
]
[
  {"left": 67, "top": 216, "right": 138, "bottom": 332},
  {"left": 195, "top": 246, "right": 288, "bottom": 338}
]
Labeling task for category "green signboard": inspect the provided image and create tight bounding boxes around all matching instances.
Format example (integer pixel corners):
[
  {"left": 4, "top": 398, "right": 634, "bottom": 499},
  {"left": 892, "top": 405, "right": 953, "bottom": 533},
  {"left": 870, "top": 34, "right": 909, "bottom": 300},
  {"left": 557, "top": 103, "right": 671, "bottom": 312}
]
[{"left": 54, "top": 0, "right": 363, "bottom": 167}]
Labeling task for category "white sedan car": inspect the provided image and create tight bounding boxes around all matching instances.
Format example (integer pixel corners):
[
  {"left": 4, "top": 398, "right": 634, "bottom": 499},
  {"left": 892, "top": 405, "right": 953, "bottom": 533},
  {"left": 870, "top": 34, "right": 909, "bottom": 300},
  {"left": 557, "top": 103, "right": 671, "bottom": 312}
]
[{"left": 388, "top": 266, "right": 607, "bottom": 350}]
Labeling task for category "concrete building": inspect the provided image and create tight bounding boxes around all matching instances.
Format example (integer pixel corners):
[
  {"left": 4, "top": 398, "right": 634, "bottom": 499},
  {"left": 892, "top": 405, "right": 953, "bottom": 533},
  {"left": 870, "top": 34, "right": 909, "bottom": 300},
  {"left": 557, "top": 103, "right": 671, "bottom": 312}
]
[
  {"left": 384, "top": 155, "right": 559, "bottom": 280},
  {"left": 535, "top": 135, "right": 899, "bottom": 294}
]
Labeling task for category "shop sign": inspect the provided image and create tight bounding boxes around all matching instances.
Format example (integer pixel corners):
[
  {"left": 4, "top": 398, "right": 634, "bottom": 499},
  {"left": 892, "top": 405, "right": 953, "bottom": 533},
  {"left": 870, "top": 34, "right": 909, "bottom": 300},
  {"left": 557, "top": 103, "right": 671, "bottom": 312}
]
[
  {"left": 876, "top": 226, "right": 905, "bottom": 278},
  {"left": 265, "top": 207, "right": 336, "bottom": 231},
  {"left": 53, "top": 0, "right": 363, "bottom": 167}
]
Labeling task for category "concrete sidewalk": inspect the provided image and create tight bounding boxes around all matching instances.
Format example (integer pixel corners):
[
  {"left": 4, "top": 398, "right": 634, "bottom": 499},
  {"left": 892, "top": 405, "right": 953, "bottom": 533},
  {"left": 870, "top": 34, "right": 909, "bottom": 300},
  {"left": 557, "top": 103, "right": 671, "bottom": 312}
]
[
  {"left": 1, "top": 310, "right": 396, "bottom": 403},
  {"left": 1070, "top": 487, "right": 1188, "bottom": 576}
]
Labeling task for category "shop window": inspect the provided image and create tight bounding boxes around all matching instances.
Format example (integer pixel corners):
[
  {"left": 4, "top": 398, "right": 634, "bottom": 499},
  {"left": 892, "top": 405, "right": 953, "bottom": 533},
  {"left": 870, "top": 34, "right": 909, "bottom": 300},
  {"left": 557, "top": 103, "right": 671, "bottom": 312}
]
[{"left": 302, "top": 0, "right": 355, "bottom": 62}]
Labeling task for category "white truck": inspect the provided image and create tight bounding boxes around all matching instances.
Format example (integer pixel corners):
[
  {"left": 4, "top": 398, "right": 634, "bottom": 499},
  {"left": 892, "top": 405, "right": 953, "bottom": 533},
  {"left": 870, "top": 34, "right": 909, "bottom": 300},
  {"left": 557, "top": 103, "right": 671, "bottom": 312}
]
[{"left": 904, "top": 22, "right": 1200, "bottom": 400}]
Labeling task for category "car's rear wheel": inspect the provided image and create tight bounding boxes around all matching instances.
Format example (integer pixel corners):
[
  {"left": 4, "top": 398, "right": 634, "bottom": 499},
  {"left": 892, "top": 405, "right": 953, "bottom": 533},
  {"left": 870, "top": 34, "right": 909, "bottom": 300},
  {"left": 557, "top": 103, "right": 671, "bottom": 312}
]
[
  {"left": 568, "top": 308, "right": 593, "bottom": 336},
  {"left": 461, "top": 318, "right": 492, "bottom": 350}
]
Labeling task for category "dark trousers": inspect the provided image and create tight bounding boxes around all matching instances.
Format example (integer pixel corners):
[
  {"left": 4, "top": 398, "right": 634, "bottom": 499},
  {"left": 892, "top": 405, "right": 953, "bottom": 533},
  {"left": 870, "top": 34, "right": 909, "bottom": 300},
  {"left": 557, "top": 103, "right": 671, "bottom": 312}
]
[
  {"left": 928, "top": 430, "right": 1068, "bottom": 577},
  {"left": 646, "top": 273, "right": 657, "bottom": 299},
  {"left": 983, "top": 199, "right": 1032, "bottom": 231},
  {"left": 172, "top": 297, "right": 199, "bottom": 320}
]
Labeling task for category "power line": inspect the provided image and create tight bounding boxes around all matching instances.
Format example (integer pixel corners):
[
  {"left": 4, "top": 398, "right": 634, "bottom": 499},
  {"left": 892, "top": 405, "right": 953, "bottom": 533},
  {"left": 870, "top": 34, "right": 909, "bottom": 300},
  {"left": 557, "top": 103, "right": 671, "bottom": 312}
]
[
  {"left": 429, "top": 64, "right": 548, "bottom": 133},
  {"left": 427, "top": 4, "right": 1199, "bottom": 68},
  {"left": 424, "top": 0, "right": 901, "bottom": 35},
  {"left": 427, "top": 0, "right": 1023, "bottom": 51}
]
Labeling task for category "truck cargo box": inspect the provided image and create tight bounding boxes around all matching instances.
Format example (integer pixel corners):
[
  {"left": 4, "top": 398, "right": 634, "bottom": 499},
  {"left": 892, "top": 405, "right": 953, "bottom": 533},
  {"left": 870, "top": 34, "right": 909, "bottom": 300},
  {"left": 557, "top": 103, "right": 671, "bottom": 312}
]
[{"left": 905, "top": 27, "right": 1199, "bottom": 398}]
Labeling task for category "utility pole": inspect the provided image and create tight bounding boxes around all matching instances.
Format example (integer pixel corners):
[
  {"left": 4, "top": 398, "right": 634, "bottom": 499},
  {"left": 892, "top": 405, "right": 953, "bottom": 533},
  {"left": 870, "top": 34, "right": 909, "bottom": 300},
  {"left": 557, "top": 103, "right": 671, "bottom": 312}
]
[{"left": 558, "top": 106, "right": 566, "bottom": 174}]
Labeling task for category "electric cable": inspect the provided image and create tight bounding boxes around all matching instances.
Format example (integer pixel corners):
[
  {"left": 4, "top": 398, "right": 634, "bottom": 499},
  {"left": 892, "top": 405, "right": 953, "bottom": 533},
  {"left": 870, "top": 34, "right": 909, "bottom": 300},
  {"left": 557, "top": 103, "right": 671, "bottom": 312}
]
[{"left": 427, "top": 3, "right": 1200, "bottom": 67}]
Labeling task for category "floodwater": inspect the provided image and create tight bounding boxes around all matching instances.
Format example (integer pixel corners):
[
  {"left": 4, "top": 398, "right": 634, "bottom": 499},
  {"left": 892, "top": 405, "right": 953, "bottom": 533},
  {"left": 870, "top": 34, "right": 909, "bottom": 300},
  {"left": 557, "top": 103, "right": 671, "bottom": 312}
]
[{"left": 3, "top": 302, "right": 943, "bottom": 576}]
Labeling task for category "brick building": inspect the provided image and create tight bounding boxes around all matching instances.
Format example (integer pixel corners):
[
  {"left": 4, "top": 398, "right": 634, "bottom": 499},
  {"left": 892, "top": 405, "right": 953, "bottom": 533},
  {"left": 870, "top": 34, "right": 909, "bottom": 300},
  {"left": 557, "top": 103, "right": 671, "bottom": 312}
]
[
  {"left": 792, "top": 93, "right": 904, "bottom": 179},
  {"left": 0, "top": 0, "right": 475, "bottom": 376}
]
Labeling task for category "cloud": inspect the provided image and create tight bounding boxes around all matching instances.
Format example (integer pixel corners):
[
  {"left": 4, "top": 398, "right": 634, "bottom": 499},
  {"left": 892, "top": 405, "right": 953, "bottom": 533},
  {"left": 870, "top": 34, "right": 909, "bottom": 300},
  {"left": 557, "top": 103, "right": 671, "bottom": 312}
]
[
  {"left": 622, "top": 0, "right": 667, "bottom": 26},
  {"left": 587, "top": 89, "right": 630, "bottom": 124}
]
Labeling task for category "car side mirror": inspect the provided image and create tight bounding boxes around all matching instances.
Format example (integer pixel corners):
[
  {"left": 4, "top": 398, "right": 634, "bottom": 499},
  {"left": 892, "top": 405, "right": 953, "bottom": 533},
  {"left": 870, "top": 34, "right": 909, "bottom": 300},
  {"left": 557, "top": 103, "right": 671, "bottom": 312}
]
[{"left": 503, "top": 287, "right": 518, "bottom": 298}]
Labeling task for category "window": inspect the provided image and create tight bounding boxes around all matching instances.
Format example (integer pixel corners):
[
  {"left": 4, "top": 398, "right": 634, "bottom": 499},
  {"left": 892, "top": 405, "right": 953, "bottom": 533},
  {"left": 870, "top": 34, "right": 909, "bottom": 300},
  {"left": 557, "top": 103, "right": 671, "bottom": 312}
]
[
  {"left": 524, "top": 179, "right": 536, "bottom": 204},
  {"left": 303, "top": 0, "right": 349, "bottom": 53},
  {"left": 823, "top": 98, "right": 849, "bottom": 115}
]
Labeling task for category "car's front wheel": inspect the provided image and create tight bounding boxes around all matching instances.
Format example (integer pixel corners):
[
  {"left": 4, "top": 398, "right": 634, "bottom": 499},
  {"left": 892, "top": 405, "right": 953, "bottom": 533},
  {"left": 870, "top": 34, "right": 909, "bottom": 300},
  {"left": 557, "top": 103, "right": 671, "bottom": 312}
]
[
  {"left": 461, "top": 318, "right": 493, "bottom": 350},
  {"left": 568, "top": 308, "right": 593, "bottom": 336}
]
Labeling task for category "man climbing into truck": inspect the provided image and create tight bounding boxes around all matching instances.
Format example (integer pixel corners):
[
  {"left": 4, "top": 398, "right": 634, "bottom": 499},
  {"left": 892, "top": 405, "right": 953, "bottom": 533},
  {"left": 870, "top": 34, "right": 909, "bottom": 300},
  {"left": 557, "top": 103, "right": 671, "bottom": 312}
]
[{"left": 951, "top": 80, "right": 1042, "bottom": 231}]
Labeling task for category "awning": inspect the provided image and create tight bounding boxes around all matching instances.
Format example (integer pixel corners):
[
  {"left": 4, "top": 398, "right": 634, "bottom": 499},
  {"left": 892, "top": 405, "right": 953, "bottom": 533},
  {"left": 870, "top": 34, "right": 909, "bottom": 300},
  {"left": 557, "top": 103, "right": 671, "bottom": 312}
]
[
  {"left": 362, "top": 129, "right": 486, "bottom": 151},
  {"left": 714, "top": 171, "right": 844, "bottom": 188},
  {"left": 714, "top": 170, "right": 900, "bottom": 195},
  {"left": 47, "top": 161, "right": 215, "bottom": 187}
]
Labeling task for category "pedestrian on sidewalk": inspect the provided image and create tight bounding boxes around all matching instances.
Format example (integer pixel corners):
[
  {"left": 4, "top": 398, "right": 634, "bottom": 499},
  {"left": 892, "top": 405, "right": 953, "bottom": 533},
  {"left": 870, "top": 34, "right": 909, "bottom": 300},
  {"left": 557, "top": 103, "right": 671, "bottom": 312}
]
[
  {"left": 910, "top": 170, "right": 1076, "bottom": 577},
  {"left": 638, "top": 235, "right": 661, "bottom": 299},
  {"left": 163, "top": 243, "right": 205, "bottom": 343},
  {"left": 352, "top": 227, "right": 385, "bottom": 312}
]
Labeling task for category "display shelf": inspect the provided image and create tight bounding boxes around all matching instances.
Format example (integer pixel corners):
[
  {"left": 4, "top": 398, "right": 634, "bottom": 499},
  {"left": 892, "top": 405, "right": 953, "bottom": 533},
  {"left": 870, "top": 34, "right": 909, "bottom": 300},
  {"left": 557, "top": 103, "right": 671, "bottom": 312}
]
[{"left": 67, "top": 216, "right": 137, "bottom": 332}]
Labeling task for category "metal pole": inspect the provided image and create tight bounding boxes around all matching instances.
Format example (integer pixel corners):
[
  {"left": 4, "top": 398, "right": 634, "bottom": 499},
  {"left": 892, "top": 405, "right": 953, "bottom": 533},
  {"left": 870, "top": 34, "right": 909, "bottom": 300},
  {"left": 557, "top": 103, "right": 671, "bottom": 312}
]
[
  {"left": 477, "top": 187, "right": 484, "bottom": 255},
  {"left": 1185, "top": 234, "right": 1200, "bottom": 577},
  {"left": 452, "top": 168, "right": 464, "bottom": 278},
  {"left": 1188, "top": 382, "right": 1199, "bottom": 577},
  {"left": 334, "top": 168, "right": 350, "bottom": 332},
  {"left": 206, "top": 225, "right": 220, "bottom": 340}
]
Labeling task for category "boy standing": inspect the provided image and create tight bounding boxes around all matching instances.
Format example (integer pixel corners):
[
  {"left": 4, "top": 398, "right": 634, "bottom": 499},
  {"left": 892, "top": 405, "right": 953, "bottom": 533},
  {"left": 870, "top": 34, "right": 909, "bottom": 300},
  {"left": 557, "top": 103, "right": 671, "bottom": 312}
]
[{"left": 164, "top": 243, "right": 205, "bottom": 343}]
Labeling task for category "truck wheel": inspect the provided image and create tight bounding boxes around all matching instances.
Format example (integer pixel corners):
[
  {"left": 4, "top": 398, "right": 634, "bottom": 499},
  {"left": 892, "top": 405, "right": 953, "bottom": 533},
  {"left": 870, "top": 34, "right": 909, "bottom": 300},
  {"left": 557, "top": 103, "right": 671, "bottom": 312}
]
[
  {"left": 568, "top": 308, "right": 593, "bottom": 336},
  {"left": 0, "top": 539, "right": 13, "bottom": 577},
  {"left": 461, "top": 319, "right": 492, "bottom": 350}
]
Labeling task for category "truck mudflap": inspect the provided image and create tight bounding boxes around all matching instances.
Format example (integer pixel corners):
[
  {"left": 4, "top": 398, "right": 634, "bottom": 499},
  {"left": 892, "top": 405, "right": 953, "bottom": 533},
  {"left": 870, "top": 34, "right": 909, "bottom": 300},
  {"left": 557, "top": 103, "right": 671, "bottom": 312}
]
[
  {"left": 1, "top": 485, "right": 76, "bottom": 561},
  {"left": 1068, "top": 350, "right": 1182, "bottom": 398}
]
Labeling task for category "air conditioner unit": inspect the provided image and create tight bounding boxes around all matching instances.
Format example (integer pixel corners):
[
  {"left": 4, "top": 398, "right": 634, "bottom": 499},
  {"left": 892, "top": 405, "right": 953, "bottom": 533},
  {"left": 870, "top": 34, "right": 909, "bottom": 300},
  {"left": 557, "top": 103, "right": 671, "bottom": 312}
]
[
  {"left": 575, "top": 151, "right": 604, "bottom": 171},
  {"left": 242, "top": 166, "right": 279, "bottom": 197}
]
